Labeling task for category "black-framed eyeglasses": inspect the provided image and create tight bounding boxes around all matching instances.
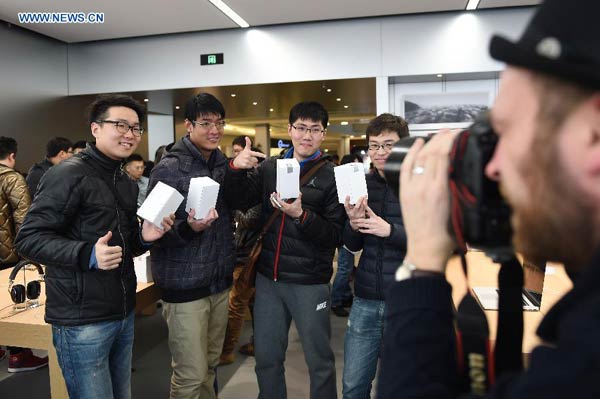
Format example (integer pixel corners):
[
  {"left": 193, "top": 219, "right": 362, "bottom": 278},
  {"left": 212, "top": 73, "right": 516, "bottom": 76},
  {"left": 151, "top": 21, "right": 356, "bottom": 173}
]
[
  {"left": 98, "top": 120, "right": 144, "bottom": 137},
  {"left": 291, "top": 124, "right": 325, "bottom": 135},
  {"left": 368, "top": 143, "right": 395, "bottom": 152},
  {"left": 192, "top": 120, "right": 226, "bottom": 130}
]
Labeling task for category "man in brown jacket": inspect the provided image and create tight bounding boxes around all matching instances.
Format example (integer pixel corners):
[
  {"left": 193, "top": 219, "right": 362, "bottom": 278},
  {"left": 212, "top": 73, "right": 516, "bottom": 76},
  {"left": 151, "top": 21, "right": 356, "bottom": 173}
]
[{"left": 0, "top": 136, "right": 48, "bottom": 372}]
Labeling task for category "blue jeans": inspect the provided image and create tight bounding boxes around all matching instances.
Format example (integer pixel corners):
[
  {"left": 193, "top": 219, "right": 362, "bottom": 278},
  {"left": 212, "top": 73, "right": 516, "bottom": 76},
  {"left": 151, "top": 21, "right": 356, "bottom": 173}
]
[
  {"left": 331, "top": 247, "right": 354, "bottom": 307},
  {"left": 52, "top": 311, "right": 135, "bottom": 399},
  {"left": 342, "top": 297, "right": 386, "bottom": 399}
]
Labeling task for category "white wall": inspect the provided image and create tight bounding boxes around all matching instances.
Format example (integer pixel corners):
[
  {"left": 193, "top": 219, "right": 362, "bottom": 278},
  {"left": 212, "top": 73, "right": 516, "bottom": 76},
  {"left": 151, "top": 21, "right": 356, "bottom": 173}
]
[
  {"left": 147, "top": 114, "right": 175, "bottom": 161},
  {"left": 67, "top": 8, "right": 533, "bottom": 95}
]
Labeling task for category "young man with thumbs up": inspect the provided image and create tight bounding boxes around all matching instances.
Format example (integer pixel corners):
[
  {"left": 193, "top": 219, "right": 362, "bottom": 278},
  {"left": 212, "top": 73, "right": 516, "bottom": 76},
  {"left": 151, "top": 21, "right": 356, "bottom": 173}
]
[
  {"left": 16, "top": 94, "right": 174, "bottom": 399},
  {"left": 224, "top": 101, "right": 346, "bottom": 399}
]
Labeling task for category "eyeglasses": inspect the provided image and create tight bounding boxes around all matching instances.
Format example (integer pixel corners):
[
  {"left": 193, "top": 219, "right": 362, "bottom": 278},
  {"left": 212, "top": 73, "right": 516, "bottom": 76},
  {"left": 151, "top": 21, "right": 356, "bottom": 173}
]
[
  {"left": 368, "top": 143, "right": 395, "bottom": 152},
  {"left": 291, "top": 124, "right": 325, "bottom": 135},
  {"left": 192, "top": 120, "right": 226, "bottom": 130},
  {"left": 98, "top": 120, "right": 144, "bottom": 137}
]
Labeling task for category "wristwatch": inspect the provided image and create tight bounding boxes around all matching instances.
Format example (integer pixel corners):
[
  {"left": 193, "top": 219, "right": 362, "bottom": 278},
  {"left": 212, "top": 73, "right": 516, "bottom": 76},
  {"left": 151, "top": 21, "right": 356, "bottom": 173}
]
[{"left": 395, "top": 260, "right": 444, "bottom": 282}]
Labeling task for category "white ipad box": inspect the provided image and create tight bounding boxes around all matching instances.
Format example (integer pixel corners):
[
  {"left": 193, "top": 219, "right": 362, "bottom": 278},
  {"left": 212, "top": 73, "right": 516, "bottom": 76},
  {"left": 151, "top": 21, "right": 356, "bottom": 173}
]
[
  {"left": 133, "top": 252, "right": 153, "bottom": 283},
  {"left": 137, "top": 181, "right": 184, "bottom": 228},
  {"left": 186, "top": 176, "right": 220, "bottom": 220},
  {"left": 334, "top": 162, "right": 368, "bottom": 204},
  {"left": 276, "top": 159, "right": 300, "bottom": 199}
]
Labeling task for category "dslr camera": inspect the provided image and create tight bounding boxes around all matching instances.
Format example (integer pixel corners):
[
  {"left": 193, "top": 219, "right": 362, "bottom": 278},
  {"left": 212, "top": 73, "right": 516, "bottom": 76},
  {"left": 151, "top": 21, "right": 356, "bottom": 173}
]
[{"left": 383, "top": 113, "right": 513, "bottom": 257}]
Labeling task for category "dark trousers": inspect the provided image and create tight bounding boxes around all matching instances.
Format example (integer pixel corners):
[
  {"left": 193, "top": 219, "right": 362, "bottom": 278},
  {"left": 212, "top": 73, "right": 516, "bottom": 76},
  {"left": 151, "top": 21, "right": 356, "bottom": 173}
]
[{"left": 254, "top": 272, "right": 337, "bottom": 399}]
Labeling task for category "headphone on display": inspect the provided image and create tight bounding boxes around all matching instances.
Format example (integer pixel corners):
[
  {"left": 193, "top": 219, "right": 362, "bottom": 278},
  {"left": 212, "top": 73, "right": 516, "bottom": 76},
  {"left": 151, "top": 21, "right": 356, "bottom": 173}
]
[{"left": 8, "top": 260, "right": 44, "bottom": 304}]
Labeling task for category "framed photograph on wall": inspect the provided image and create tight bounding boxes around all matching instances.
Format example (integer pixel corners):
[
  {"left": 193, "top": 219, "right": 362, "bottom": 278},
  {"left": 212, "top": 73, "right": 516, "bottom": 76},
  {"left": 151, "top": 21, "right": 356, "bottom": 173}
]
[{"left": 402, "top": 92, "right": 490, "bottom": 135}]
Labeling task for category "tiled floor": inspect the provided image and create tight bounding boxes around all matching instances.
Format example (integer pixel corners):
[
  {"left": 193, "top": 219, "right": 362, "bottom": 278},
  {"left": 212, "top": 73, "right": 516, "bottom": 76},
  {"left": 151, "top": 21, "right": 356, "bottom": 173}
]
[{"left": 0, "top": 303, "right": 376, "bottom": 398}]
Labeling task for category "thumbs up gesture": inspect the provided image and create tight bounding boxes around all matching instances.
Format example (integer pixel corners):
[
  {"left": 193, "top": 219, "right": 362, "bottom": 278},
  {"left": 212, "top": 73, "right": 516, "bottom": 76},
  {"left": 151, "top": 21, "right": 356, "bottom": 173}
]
[
  {"left": 94, "top": 231, "right": 123, "bottom": 270},
  {"left": 232, "top": 137, "right": 266, "bottom": 169}
]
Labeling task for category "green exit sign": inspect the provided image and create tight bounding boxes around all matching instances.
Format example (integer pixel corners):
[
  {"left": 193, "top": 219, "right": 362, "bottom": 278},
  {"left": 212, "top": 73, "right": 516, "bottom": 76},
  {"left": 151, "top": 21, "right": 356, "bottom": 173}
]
[{"left": 201, "top": 53, "right": 224, "bottom": 65}]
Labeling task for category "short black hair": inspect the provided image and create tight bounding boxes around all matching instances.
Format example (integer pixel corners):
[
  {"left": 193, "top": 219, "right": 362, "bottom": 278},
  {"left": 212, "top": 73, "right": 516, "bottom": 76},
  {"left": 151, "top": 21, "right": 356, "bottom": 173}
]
[
  {"left": 184, "top": 93, "right": 225, "bottom": 122},
  {"left": 87, "top": 94, "right": 145, "bottom": 127},
  {"left": 154, "top": 145, "right": 167, "bottom": 164},
  {"left": 125, "top": 153, "right": 144, "bottom": 164},
  {"left": 0, "top": 137, "right": 17, "bottom": 160},
  {"left": 366, "top": 113, "right": 409, "bottom": 142},
  {"left": 288, "top": 101, "right": 329, "bottom": 128},
  {"left": 72, "top": 140, "right": 87, "bottom": 150},
  {"left": 46, "top": 137, "right": 73, "bottom": 158},
  {"left": 232, "top": 135, "right": 247, "bottom": 148},
  {"left": 340, "top": 153, "right": 361, "bottom": 165}
]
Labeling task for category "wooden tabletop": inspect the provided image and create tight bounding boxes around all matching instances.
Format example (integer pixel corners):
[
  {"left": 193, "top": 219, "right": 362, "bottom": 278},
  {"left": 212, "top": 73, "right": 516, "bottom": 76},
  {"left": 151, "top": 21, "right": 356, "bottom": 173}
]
[{"left": 446, "top": 251, "right": 572, "bottom": 354}]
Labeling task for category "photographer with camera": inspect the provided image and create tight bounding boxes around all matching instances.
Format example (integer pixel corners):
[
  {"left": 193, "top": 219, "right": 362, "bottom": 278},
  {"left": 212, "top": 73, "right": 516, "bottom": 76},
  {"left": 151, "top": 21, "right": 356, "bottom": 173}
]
[{"left": 377, "top": 0, "right": 600, "bottom": 398}]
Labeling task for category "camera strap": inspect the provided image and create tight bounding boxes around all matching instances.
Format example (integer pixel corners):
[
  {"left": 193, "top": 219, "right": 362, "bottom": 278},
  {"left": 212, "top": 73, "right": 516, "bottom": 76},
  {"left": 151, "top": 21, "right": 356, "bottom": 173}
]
[
  {"left": 495, "top": 256, "right": 524, "bottom": 376},
  {"left": 456, "top": 253, "right": 494, "bottom": 396},
  {"left": 455, "top": 253, "right": 524, "bottom": 397}
]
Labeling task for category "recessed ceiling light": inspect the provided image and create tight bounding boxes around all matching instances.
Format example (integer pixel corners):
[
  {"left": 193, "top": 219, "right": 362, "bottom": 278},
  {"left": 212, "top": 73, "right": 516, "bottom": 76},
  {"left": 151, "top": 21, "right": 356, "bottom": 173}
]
[
  {"left": 143, "top": 98, "right": 149, "bottom": 102},
  {"left": 326, "top": 88, "right": 332, "bottom": 93},
  {"left": 175, "top": 106, "right": 180, "bottom": 110},
  {"left": 343, "top": 105, "right": 349, "bottom": 109},
  {"left": 437, "top": 74, "right": 443, "bottom": 78},
  {"left": 336, "top": 98, "right": 341, "bottom": 102},
  {"left": 231, "top": 93, "right": 236, "bottom": 97},
  {"left": 269, "top": 108, "right": 274, "bottom": 112},
  {"left": 341, "top": 121, "right": 349, "bottom": 126},
  {"left": 465, "top": 0, "right": 481, "bottom": 10},
  {"left": 324, "top": 149, "right": 329, "bottom": 152},
  {"left": 252, "top": 101, "right": 258, "bottom": 105},
  {"left": 361, "top": 135, "right": 366, "bottom": 138},
  {"left": 208, "top": 0, "right": 250, "bottom": 28}
]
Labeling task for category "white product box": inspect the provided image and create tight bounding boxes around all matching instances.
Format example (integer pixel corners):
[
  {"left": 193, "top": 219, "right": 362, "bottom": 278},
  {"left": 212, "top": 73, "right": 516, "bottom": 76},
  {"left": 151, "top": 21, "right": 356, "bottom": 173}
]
[
  {"left": 134, "top": 252, "right": 153, "bottom": 283},
  {"left": 334, "top": 162, "right": 368, "bottom": 204},
  {"left": 186, "top": 176, "right": 220, "bottom": 220},
  {"left": 276, "top": 159, "right": 300, "bottom": 199},
  {"left": 137, "top": 181, "right": 184, "bottom": 228}
]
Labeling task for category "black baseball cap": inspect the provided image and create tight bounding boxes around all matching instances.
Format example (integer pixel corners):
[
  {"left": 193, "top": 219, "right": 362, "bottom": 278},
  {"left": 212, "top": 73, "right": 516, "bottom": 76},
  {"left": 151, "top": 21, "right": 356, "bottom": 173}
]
[{"left": 489, "top": 0, "right": 600, "bottom": 89}]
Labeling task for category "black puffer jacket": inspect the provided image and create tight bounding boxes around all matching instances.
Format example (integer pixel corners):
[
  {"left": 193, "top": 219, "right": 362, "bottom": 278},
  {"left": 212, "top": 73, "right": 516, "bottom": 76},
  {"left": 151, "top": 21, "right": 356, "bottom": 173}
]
[
  {"left": 343, "top": 172, "right": 406, "bottom": 300},
  {"left": 26, "top": 158, "right": 52, "bottom": 199},
  {"left": 224, "top": 153, "right": 345, "bottom": 285},
  {"left": 15, "top": 144, "right": 146, "bottom": 326}
]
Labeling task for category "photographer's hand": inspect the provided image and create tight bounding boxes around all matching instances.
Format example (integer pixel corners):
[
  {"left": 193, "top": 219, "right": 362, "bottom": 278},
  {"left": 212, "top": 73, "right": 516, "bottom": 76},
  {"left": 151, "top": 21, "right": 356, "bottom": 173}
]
[{"left": 400, "top": 130, "right": 459, "bottom": 273}]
